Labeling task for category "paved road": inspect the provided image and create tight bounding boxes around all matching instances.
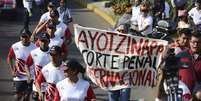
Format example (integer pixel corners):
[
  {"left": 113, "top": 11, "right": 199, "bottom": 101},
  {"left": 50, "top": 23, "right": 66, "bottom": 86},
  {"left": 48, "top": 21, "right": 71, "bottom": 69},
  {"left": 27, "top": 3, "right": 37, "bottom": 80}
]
[{"left": 0, "top": 1, "right": 111, "bottom": 101}]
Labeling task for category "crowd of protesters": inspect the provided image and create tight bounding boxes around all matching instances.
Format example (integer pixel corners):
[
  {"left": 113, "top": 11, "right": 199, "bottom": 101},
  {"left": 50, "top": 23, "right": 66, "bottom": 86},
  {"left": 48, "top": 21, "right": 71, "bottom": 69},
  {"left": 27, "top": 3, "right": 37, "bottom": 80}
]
[
  {"left": 7, "top": 0, "right": 96, "bottom": 101},
  {"left": 114, "top": 0, "right": 201, "bottom": 101},
  {"left": 6, "top": 0, "right": 201, "bottom": 101}
]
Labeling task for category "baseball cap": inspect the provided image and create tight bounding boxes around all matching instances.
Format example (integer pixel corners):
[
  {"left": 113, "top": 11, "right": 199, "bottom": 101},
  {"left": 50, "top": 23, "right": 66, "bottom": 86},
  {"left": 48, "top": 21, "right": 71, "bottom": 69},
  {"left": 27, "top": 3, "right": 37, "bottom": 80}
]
[
  {"left": 20, "top": 29, "right": 32, "bottom": 37},
  {"left": 49, "top": 46, "right": 62, "bottom": 55},
  {"left": 63, "top": 59, "right": 85, "bottom": 73},
  {"left": 37, "top": 32, "right": 50, "bottom": 41}
]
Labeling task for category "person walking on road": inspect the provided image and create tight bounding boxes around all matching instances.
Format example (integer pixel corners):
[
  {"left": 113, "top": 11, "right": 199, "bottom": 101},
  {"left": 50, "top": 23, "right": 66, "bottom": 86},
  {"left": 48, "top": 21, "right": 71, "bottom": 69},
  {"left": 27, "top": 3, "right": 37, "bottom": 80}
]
[
  {"left": 7, "top": 29, "right": 36, "bottom": 101},
  {"left": 35, "top": 21, "right": 68, "bottom": 60},
  {"left": 25, "top": 33, "right": 51, "bottom": 101},
  {"left": 31, "top": 2, "right": 56, "bottom": 41},
  {"left": 57, "top": 0, "right": 73, "bottom": 25},
  {"left": 54, "top": 59, "right": 96, "bottom": 101},
  {"left": 23, "top": 0, "right": 33, "bottom": 30},
  {"left": 35, "top": 46, "right": 65, "bottom": 101}
]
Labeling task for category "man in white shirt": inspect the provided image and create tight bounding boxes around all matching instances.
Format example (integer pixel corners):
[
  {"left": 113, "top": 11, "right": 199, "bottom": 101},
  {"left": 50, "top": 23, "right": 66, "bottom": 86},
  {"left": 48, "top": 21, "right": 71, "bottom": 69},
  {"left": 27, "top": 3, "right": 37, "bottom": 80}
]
[
  {"left": 189, "top": 0, "right": 201, "bottom": 32},
  {"left": 25, "top": 33, "right": 51, "bottom": 101},
  {"left": 23, "top": 0, "right": 33, "bottom": 30},
  {"left": 7, "top": 29, "right": 36, "bottom": 101},
  {"left": 35, "top": 46, "right": 65, "bottom": 101},
  {"left": 130, "top": 0, "right": 141, "bottom": 28},
  {"left": 136, "top": 2, "right": 153, "bottom": 36},
  {"left": 31, "top": 2, "right": 55, "bottom": 41},
  {"left": 57, "top": 0, "right": 73, "bottom": 25}
]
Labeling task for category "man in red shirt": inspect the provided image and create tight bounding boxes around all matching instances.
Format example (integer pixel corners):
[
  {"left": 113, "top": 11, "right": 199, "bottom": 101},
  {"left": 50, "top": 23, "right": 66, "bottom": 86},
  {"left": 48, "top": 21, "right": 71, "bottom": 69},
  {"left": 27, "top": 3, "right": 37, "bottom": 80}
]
[{"left": 176, "top": 33, "right": 201, "bottom": 100}]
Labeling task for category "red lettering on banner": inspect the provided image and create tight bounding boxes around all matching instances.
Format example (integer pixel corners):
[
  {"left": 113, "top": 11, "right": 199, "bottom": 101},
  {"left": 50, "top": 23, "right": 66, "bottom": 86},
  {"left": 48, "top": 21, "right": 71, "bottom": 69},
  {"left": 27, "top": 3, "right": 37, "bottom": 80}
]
[
  {"left": 96, "top": 33, "right": 108, "bottom": 51},
  {"left": 141, "top": 39, "right": 149, "bottom": 55},
  {"left": 104, "top": 71, "right": 121, "bottom": 87},
  {"left": 156, "top": 44, "right": 165, "bottom": 54},
  {"left": 78, "top": 30, "right": 89, "bottom": 48},
  {"left": 107, "top": 32, "right": 117, "bottom": 51},
  {"left": 79, "top": 30, "right": 166, "bottom": 55},
  {"left": 88, "top": 68, "right": 156, "bottom": 88},
  {"left": 88, "top": 31, "right": 99, "bottom": 50},
  {"left": 131, "top": 38, "right": 143, "bottom": 55},
  {"left": 115, "top": 34, "right": 127, "bottom": 54},
  {"left": 150, "top": 41, "right": 157, "bottom": 55}
]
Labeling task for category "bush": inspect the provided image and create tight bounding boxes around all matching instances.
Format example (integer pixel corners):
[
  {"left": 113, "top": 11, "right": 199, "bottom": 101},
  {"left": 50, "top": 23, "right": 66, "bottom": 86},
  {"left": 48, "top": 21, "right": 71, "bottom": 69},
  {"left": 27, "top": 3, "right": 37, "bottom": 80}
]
[{"left": 111, "top": 0, "right": 129, "bottom": 15}]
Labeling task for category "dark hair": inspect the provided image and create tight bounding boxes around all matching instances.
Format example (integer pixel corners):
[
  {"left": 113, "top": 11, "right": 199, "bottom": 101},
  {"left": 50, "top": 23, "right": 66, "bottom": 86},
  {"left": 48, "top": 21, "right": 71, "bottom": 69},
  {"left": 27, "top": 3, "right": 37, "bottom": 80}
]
[
  {"left": 125, "top": 3, "right": 132, "bottom": 8},
  {"left": 65, "top": 59, "right": 85, "bottom": 73},
  {"left": 177, "top": 28, "right": 191, "bottom": 37},
  {"left": 47, "top": 20, "right": 56, "bottom": 29},
  {"left": 20, "top": 28, "right": 32, "bottom": 37},
  {"left": 49, "top": 45, "right": 62, "bottom": 55},
  {"left": 50, "top": 9, "right": 59, "bottom": 18},
  {"left": 191, "top": 33, "right": 201, "bottom": 39},
  {"left": 197, "top": 0, "right": 201, "bottom": 4}
]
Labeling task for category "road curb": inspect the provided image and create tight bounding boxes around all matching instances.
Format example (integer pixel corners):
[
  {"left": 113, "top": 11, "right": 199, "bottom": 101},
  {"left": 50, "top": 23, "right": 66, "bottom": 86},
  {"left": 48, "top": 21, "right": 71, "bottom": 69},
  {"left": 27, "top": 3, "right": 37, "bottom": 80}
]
[
  {"left": 74, "top": 0, "right": 116, "bottom": 27},
  {"left": 88, "top": 4, "right": 116, "bottom": 27}
]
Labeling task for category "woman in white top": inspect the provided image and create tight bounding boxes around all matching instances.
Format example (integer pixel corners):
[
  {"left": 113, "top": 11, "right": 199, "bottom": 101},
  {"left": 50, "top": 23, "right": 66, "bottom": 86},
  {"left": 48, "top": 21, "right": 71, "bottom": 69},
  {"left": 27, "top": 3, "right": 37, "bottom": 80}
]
[
  {"left": 54, "top": 59, "right": 96, "bottom": 101},
  {"left": 177, "top": 10, "right": 190, "bottom": 29},
  {"left": 135, "top": 2, "right": 153, "bottom": 36}
]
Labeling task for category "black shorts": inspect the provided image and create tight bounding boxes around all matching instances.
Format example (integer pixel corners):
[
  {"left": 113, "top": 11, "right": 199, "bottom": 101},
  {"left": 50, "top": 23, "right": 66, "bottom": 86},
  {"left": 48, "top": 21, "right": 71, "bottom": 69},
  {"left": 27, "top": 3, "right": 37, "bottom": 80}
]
[{"left": 14, "top": 80, "right": 33, "bottom": 93}]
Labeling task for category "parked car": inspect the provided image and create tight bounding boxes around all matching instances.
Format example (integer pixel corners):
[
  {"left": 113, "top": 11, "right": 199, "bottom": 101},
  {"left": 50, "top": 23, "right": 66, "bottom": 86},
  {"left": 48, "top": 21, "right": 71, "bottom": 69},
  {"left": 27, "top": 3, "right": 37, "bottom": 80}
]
[{"left": 0, "top": 0, "right": 17, "bottom": 19}]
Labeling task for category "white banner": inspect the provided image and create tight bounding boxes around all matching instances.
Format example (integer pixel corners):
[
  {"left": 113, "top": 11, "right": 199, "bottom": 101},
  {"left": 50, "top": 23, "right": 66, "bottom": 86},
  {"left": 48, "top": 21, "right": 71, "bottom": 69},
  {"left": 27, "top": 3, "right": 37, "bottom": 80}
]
[{"left": 74, "top": 24, "right": 168, "bottom": 100}]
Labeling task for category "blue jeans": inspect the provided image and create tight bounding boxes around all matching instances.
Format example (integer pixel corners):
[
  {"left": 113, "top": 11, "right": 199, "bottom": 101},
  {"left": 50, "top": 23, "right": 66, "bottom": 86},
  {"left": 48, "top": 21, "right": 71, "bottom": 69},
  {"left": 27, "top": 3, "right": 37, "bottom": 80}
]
[{"left": 108, "top": 88, "right": 131, "bottom": 101}]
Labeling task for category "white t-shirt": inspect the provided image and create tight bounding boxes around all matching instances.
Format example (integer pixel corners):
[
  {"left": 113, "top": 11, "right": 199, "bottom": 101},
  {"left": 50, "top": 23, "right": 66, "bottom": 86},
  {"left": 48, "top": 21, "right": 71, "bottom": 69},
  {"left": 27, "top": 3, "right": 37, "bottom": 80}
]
[
  {"left": 188, "top": 7, "right": 201, "bottom": 25},
  {"left": 57, "top": 7, "right": 72, "bottom": 24},
  {"left": 137, "top": 14, "right": 153, "bottom": 36},
  {"left": 177, "top": 21, "right": 190, "bottom": 29},
  {"left": 23, "top": 0, "right": 32, "bottom": 10},
  {"left": 131, "top": 5, "right": 140, "bottom": 25},
  {"left": 39, "top": 62, "right": 65, "bottom": 100},
  {"left": 41, "top": 62, "right": 65, "bottom": 84},
  {"left": 56, "top": 78, "right": 90, "bottom": 101},
  {"left": 49, "top": 37, "right": 64, "bottom": 48},
  {"left": 11, "top": 41, "right": 36, "bottom": 81},
  {"left": 55, "top": 22, "right": 67, "bottom": 38},
  {"left": 164, "top": 2, "right": 170, "bottom": 18},
  {"left": 39, "top": 12, "right": 51, "bottom": 23},
  {"left": 28, "top": 48, "right": 51, "bottom": 92}
]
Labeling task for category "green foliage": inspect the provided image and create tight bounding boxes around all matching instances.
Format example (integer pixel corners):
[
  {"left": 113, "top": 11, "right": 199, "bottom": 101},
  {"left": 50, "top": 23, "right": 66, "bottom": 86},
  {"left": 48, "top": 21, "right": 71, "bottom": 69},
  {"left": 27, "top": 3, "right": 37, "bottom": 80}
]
[{"left": 111, "top": 0, "right": 129, "bottom": 15}]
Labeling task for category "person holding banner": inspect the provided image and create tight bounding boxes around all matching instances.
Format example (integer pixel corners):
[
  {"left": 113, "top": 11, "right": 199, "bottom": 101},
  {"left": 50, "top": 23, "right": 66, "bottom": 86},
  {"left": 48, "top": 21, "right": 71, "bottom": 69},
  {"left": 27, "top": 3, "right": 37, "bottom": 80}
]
[
  {"left": 108, "top": 24, "right": 131, "bottom": 101},
  {"left": 54, "top": 59, "right": 96, "bottom": 101}
]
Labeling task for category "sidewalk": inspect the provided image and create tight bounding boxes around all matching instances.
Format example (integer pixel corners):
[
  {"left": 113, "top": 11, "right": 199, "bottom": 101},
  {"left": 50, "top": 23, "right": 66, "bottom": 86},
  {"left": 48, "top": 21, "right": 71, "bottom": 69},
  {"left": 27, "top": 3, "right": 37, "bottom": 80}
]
[{"left": 74, "top": 0, "right": 117, "bottom": 27}]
